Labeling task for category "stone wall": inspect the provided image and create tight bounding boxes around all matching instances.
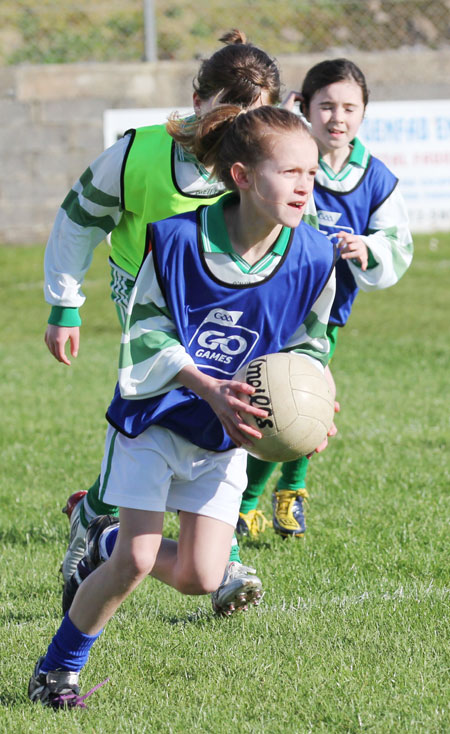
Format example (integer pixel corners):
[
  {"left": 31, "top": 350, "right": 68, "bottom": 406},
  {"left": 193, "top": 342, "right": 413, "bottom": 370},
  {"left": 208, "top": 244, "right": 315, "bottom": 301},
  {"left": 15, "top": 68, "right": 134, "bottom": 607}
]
[{"left": 1, "top": 48, "right": 449, "bottom": 244}]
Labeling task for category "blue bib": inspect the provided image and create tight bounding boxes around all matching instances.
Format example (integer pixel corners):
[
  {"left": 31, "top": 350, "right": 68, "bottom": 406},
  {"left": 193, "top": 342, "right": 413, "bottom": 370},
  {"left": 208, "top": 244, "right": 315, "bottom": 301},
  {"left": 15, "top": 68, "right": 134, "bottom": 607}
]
[
  {"left": 107, "top": 209, "right": 335, "bottom": 451},
  {"left": 314, "top": 155, "right": 397, "bottom": 326}
]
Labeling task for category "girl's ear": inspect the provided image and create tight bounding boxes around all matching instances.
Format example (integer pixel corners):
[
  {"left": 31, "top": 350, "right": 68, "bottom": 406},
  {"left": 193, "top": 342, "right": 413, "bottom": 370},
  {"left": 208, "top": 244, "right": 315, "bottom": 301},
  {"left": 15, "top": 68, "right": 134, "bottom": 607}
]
[
  {"left": 230, "top": 162, "right": 252, "bottom": 190},
  {"left": 192, "top": 92, "right": 202, "bottom": 116},
  {"left": 301, "top": 102, "right": 309, "bottom": 121}
]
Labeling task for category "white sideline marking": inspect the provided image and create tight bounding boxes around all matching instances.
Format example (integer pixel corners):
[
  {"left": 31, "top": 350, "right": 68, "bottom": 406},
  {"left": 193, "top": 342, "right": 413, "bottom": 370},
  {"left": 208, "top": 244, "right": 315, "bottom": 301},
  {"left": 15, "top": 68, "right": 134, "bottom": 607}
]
[{"left": 263, "top": 583, "right": 449, "bottom": 612}]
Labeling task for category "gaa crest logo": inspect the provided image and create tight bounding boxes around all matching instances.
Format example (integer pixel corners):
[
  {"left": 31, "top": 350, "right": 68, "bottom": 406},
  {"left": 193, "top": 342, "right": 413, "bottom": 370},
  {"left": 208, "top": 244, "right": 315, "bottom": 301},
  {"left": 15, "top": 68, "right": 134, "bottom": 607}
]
[
  {"left": 317, "top": 210, "right": 354, "bottom": 246},
  {"left": 189, "top": 308, "right": 259, "bottom": 375}
]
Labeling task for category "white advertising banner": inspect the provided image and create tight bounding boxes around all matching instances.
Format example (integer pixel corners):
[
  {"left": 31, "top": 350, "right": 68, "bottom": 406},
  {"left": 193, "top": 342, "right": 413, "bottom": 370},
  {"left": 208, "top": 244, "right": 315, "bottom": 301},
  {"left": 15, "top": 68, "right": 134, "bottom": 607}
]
[
  {"left": 359, "top": 100, "right": 450, "bottom": 233},
  {"left": 103, "top": 107, "right": 192, "bottom": 149},
  {"left": 104, "top": 100, "right": 450, "bottom": 233}
]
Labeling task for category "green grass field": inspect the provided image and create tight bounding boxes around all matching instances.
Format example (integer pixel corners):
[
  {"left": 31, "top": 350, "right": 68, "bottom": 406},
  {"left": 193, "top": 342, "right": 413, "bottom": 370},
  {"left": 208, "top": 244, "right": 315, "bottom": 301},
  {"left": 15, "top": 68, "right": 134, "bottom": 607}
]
[{"left": 0, "top": 233, "right": 449, "bottom": 733}]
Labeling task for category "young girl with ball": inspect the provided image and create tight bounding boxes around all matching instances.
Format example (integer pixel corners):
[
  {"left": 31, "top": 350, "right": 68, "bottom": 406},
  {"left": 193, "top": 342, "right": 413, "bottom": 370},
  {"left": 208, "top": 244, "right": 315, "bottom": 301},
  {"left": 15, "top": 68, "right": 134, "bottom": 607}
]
[
  {"left": 29, "top": 104, "right": 336, "bottom": 709},
  {"left": 48, "top": 30, "right": 294, "bottom": 613},
  {"left": 238, "top": 58, "right": 413, "bottom": 539}
]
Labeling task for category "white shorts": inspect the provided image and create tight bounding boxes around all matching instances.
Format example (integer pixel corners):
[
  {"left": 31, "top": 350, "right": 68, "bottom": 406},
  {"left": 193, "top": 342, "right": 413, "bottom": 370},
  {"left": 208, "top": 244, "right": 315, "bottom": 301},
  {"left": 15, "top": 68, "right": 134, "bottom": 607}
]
[{"left": 99, "top": 423, "right": 247, "bottom": 528}]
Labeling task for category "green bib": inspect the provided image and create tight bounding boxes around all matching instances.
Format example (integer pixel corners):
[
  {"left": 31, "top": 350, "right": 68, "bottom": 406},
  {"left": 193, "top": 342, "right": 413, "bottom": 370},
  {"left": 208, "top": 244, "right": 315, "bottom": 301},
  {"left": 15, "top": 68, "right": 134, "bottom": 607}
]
[{"left": 110, "top": 125, "right": 224, "bottom": 277}]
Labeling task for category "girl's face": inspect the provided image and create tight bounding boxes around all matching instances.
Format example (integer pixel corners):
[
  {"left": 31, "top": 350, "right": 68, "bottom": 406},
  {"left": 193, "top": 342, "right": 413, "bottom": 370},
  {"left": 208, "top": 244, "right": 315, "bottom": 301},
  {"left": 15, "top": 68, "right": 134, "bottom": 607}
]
[
  {"left": 306, "top": 79, "right": 365, "bottom": 155},
  {"left": 245, "top": 131, "right": 318, "bottom": 228}
]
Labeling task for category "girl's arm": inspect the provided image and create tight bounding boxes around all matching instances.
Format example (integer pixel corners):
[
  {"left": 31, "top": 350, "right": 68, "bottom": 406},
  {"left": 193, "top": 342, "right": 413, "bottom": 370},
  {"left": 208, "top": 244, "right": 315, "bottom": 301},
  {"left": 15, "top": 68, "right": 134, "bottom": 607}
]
[
  {"left": 44, "top": 135, "right": 130, "bottom": 363},
  {"left": 44, "top": 135, "right": 129, "bottom": 311},
  {"left": 343, "top": 186, "right": 413, "bottom": 291}
]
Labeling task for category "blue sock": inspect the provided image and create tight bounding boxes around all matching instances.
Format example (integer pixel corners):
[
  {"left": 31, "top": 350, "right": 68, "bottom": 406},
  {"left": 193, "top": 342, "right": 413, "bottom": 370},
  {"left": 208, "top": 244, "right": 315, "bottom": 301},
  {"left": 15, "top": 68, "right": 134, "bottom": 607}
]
[{"left": 39, "top": 612, "right": 103, "bottom": 673}]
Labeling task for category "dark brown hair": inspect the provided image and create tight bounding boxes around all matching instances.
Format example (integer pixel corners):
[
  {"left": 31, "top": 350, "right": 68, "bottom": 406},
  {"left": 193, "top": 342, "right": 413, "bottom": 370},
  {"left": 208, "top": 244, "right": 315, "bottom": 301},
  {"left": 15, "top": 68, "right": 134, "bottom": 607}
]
[
  {"left": 193, "top": 29, "right": 280, "bottom": 107},
  {"left": 300, "top": 58, "right": 369, "bottom": 115},
  {"left": 169, "top": 106, "right": 313, "bottom": 191}
]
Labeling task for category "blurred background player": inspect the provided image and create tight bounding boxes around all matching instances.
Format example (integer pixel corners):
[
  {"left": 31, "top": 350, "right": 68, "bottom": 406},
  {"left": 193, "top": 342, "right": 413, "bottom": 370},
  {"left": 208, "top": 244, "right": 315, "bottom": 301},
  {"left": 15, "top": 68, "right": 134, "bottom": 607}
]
[
  {"left": 238, "top": 58, "right": 413, "bottom": 539},
  {"left": 44, "top": 30, "right": 314, "bottom": 613},
  {"left": 29, "top": 104, "right": 336, "bottom": 708}
]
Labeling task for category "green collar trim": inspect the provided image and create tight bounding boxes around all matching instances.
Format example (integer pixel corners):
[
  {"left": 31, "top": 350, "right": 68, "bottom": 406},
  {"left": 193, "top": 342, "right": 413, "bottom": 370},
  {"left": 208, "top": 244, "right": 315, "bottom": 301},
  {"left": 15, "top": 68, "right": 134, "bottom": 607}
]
[
  {"left": 201, "top": 193, "right": 291, "bottom": 272},
  {"left": 319, "top": 137, "right": 370, "bottom": 181},
  {"left": 349, "top": 137, "right": 370, "bottom": 167}
]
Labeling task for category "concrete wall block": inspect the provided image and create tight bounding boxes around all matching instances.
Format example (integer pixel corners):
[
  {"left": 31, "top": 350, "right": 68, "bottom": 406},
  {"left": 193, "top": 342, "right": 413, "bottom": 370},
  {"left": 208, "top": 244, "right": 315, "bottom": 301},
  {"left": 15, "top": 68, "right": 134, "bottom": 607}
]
[
  {"left": 16, "top": 62, "right": 166, "bottom": 102},
  {"left": 0, "top": 152, "right": 68, "bottom": 209},
  {"left": 0, "top": 196, "right": 62, "bottom": 244},
  {"left": 0, "top": 123, "right": 36, "bottom": 155},
  {"left": 41, "top": 98, "right": 110, "bottom": 124},
  {"left": 3, "top": 171, "right": 67, "bottom": 201},
  {"left": 0, "top": 203, "right": 37, "bottom": 245},
  {"left": 0, "top": 167, "right": 30, "bottom": 196},
  {"left": 66, "top": 119, "right": 104, "bottom": 152},
  {"left": 0, "top": 66, "right": 16, "bottom": 97},
  {"left": 0, "top": 98, "right": 31, "bottom": 126},
  {"left": 1, "top": 121, "right": 70, "bottom": 154},
  {"left": 31, "top": 149, "right": 72, "bottom": 177},
  {"left": 62, "top": 143, "right": 106, "bottom": 183},
  {"left": 0, "top": 149, "right": 31, "bottom": 179},
  {"left": 15, "top": 64, "right": 109, "bottom": 101},
  {"left": 0, "top": 222, "right": 49, "bottom": 245}
]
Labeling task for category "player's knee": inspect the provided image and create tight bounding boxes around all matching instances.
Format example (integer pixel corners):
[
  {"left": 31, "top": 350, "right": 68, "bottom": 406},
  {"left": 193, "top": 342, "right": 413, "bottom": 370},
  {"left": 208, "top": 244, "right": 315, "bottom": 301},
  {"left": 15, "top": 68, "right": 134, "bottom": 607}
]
[
  {"left": 176, "top": 567, "right": 222, "bottom": 595},
  {"left": 110, "top": 547, "right": 156, "bottom": 586},
  {"left": 176, "top": 578, "right": 214, "bottom": 595}
]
